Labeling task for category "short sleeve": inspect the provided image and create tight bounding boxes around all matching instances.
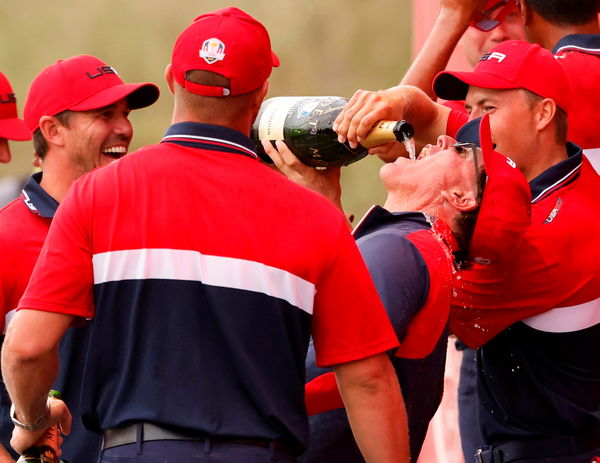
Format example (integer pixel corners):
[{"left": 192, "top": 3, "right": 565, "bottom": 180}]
[
  {"left": 310, "top": 219, "right": 399, "bottom": 367},
  {"left": 18, "top": 180, "right": 95, "bottom": 318}
]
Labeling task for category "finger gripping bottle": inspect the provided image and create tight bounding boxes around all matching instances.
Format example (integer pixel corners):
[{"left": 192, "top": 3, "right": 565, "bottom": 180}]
[{"left": 252, "top": 96, "right": 414, "bottom": 168}]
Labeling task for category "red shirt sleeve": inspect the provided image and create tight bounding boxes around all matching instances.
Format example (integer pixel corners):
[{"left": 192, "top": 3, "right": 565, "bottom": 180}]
[
  {"left": 311, "top": 220, "right": 399, "bottom": 367},
  {"left": 305, "top": 372, "right": 344, "bottom": 415},
  {"left": 444, "top": 104, "right": 468, "bottom": 138}
]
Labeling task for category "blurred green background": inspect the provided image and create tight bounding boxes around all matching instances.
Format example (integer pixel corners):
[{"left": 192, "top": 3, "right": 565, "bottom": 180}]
[{"left": 0, "top": 0, "right": 412, "bottom": 218}]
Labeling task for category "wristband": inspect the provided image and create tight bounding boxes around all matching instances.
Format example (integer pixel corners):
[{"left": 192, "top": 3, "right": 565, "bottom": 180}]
[{"left": 10, "top": 400, "right": 50, "bottom": 431}]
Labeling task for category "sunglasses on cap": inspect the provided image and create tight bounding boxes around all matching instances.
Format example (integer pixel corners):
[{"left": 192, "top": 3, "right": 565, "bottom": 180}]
[
  {"left": 472, "top": 0, "right": 518, "bottom": 32},
  {"left": 452, "top": 142, "right": 487, "bottom": 198}
]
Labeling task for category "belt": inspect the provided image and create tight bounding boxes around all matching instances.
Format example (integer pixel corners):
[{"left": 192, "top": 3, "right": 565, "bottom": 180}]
[
  {"left": 475, "top": 428, "right": 600, "bottom": 463},
  {"left": 102, "top": 422, "right": 291, "bottom": 454}
]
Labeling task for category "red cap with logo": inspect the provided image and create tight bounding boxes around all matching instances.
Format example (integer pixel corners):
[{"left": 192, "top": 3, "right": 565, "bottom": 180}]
[
  {"left": 0, "top": 72, "right": 31, "bottom": 141},
  {"left": 24, "top": 55, "right": 160, "bottom": 133},
  {"left": 171, "top": 7, "right": 280, "bottom": 97},
  {"left": 433, "top": 40, "right": 571, "bottom": 114}
]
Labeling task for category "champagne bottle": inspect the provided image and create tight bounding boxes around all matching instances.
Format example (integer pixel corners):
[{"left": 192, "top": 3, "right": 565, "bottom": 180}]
[
  {"left": 17, "top": 391, "right": 63, "bottom": 463},
  {"left": 251, "top": 96, "right": 414, "bottom": 168}
]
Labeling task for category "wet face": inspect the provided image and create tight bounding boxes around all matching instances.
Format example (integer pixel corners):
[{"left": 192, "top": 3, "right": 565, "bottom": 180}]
[
  {"left": 0, "top": 138, "right": 10, "bottom": 163},
  {"left": 465, "top": 87, "right": 536, "bottom": 176},
  {"left": 60, "top": 98, "right": 133, "bottom": 176},
  {"left": 461, "top": 11, "right": 527, "bottom": 68},
  {"left": 380, "top": 135, "right": 482, "bottom": 209}
]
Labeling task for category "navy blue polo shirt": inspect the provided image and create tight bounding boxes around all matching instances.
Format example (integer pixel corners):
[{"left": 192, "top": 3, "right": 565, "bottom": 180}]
[{"left": 302, "top": 208, "right": 449, "bottom": 463}]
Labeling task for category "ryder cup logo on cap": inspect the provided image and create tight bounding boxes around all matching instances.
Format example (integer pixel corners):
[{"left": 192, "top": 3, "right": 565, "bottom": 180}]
[
  {"left": 200, "top": 38, "right": 226, "bottom": 64},
  {"left": 433, "top": 40, "right": 572, "bottom": 114},
  {"left": 24, "top": 54, "right": 159, "bottom": 133},
  {"left": 172, "top": 7, "right": 279, "bottom": 98}
]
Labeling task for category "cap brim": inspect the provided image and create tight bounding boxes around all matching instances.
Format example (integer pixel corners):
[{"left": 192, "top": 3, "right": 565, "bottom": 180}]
[
  {"left": 70, "top": 82, "right": 160, "bottom": 112},
  {"left": 469, "top": 114, "right": 532, "bottom": 262},
  {"left": 0, "top": 118, "right": 32, "bottom": 140},
  {"left": 271, "top": 51, "right": 280, "bottom": 67},
  {"left": 433, "top": 70, "right": 520, "bottom": 101}
]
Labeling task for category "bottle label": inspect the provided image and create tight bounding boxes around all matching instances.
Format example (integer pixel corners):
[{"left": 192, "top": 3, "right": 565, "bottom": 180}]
[{"left": 257, "top": 97, "right": 308, "bottom": 141}]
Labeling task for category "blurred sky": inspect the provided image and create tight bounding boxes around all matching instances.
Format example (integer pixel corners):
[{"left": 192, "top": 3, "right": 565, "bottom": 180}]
[{"left": 0, "top": 0, "right": 413, "bottom": 216}]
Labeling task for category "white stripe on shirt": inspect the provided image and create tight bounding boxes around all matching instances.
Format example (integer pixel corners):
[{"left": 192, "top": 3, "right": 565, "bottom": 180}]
[
  {"left": 523, "top": 297, "right": 600, "bottom": 332},
  {"left": 92, "top": 248, "right": 316, "bottom": 315}
]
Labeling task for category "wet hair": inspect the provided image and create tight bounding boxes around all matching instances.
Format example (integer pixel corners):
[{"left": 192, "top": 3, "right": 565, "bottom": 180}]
[
  {"left": 452, "top": 169, "right": 487, "bottom": 266},
  {"left": 522, "top": 89, "right": 568, "bottom": 144},
  {"left": 33, "top": 110, "right": 73, "bottom": 160},
  {"left": 525, "top": 0, "right": 600, "bottom": 25}
]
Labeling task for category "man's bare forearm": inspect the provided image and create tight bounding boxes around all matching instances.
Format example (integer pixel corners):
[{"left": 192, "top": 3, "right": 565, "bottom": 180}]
[
  {"left": 334, "top": 353, "right": 409, "bottom": 463},
  {"left": 401, "top": 7, "right": 473, "bottom": 98}
]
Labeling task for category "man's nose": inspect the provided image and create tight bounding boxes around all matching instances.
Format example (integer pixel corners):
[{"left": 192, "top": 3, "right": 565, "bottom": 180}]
[
  {"left": 114, "top": 115, "right": 133, "bottom": 140},
  {"left": 436, "top": 135, "right": 455, "bottom": 150}
]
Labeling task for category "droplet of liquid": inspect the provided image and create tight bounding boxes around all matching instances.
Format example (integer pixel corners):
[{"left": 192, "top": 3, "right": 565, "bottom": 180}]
[{"left": 403, "top": 134, "right": 416, "bottom": 160}]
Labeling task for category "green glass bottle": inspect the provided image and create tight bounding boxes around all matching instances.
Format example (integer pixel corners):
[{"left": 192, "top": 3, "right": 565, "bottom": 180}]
[{"left": 251, "top": 96, "right": 414, "bottom": 168}]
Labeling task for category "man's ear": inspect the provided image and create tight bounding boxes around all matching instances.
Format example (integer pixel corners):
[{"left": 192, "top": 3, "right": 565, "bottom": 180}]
[
  {"left": 517, "top": 0, "right": 529, "bottom": 26},
  {"left": 164, "top": 64, "right": 175, "bottom": 95},
  {"left": 441, "top": 188, "right": 478, "bottom": 213},
  {"left": 535, "top": 98, "right": 557, "bottom": 132},
  {"left": 38, "top": 116, "right": 66, "bottom": 149}
]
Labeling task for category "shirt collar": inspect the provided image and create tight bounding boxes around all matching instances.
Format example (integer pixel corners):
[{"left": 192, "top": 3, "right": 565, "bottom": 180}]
[
  {"left": 20, "top": 172, "right": 59, "bottom": 218},
  {"left": 353, "top": 205, "right": 459, "bottom": 253},
  {"left": 553, "top": 34, "right": 600, "bottom": 56},
  {"left": 529, "top": 142, "right": 582, "bottom": 203},
  {"left": 161, "top": 122, "right": 258, "bottom": 160}
]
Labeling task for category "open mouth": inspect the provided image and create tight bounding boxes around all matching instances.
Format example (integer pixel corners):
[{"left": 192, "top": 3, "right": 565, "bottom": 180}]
[{"left": 102, "top": 145, "right": 128, "bottom": 159}]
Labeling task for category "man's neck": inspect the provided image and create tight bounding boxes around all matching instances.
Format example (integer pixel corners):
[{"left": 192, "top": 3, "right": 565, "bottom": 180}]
[
  {"left": 522, "top": 140, "right": 569, "bottom": 181},
  {"left": 531, "top": 16, "right": 600, "bottom": 51},
  {"left": 38, "top": 157, "right": 78, "bottom": 204}
]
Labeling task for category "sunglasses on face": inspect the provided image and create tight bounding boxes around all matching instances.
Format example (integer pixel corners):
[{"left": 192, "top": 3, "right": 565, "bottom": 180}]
[
  {"left": 452, "top": 142, "right": 487, "bottom": 197},
  {"left": 473, "top": 0, "right": 517, "bottom": 31}
]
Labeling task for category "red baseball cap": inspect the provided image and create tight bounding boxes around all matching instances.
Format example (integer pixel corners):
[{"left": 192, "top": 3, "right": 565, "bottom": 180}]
[
  {"left": 0, "top": 71, "right": 31, "bottom": 141},
  {"left": 24, "top": 55, "right": 160, "bottom": 133},
  {"left": 171, "top": 7, "right": 279, "bottom": 97},
  {"left": 471, "top": 0, "right": 518, "bottom": 31},
  {"left": 434, "top": 40, "right": 571, "bottom": 113},
  {"left": 455, "top": 114, "right": 531, "bottom": 264}
]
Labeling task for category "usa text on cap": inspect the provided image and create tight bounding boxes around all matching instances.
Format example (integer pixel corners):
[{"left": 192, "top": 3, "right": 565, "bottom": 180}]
[
  {"left": 433, "top": 40, "right": 571, "bottom": 114},
  {"left": 24, "top": 55, "right": 160, "bottom": 133}
]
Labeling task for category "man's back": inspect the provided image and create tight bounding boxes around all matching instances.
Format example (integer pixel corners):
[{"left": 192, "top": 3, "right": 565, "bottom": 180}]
[{"left": 20, "top": 122, "right": 399, "bottom": 455}]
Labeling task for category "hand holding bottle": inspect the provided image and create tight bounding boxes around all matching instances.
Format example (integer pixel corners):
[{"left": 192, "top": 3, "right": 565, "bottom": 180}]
[
  {"left": 261, "top": 140, "right": 345, "bottom": 214},
  {"left": 11, "top": 394, "right": 70, "bottom": 462},
  {"left": 333, "top": 87, "right": 413, "bottom": 149}
]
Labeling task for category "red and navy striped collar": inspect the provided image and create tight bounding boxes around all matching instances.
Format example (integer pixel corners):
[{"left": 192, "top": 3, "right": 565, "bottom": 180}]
[
  {"left": 553, "top": 34, "right": 600, "bottom": 57},
  {"left": 20, "top": 172, "right": 59, "bottom": 218},
  {"left": 353, "top": 206, "right": 459, "bottom": 253},
  {"left": 161, "top": 122, "right": 258, "bottom": 160},
  {"left": 529, "top": 142, "right": 582, "bottom": 203}
]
